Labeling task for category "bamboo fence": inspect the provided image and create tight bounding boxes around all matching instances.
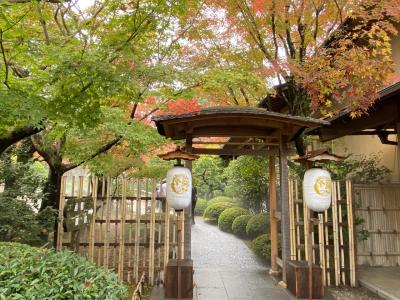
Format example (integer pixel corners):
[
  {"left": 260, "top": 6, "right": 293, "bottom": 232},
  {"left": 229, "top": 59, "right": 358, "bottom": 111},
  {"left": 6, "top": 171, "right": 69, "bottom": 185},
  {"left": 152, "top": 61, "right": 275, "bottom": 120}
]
[
  {"left": 57, "top": 176, "right": 178, "bottom": 285},
  {"left": 353, "top": 183, "right": 400, "bottom": 267},
  {"left": 288, "top": 179, "right": 357, "bottom": 287}
]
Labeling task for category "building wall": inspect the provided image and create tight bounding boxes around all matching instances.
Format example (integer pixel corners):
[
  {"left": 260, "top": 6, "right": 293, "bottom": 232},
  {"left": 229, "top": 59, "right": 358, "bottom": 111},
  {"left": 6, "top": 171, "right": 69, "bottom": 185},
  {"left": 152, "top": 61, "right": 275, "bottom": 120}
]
[{"left": 329, "top": 135, "right": 400, "bottom": 183}]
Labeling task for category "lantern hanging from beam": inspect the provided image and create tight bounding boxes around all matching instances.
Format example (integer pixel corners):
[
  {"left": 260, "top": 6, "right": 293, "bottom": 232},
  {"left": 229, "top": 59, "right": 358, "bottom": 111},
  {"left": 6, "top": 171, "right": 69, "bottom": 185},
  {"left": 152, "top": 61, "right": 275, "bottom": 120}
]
[
  {"left": 303, "top": 168, "right": 332, "bottom": 212},
  {"left": 159, "top": 146, "right": 199, "bottom": 211},
  {"left": 166, "top": 165, "right": 192, "bottom": 211}
]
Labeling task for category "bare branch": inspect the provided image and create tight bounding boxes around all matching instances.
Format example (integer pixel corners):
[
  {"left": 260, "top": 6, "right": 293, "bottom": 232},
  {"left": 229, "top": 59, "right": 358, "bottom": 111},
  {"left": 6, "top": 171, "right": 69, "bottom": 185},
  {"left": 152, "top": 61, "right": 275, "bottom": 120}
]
[
  {"left": 37, "top": 4, "right": 50, "bottom": 44},
  {"left": 0, "top": 29, "right": 10, "bottom": 89}
]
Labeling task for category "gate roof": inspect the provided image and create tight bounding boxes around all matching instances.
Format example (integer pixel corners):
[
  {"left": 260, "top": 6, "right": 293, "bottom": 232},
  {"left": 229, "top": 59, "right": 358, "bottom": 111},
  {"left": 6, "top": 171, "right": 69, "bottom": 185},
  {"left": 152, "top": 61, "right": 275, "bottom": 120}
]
[{"left": 152, "top": 107, "right": 328, "bottom": 156}]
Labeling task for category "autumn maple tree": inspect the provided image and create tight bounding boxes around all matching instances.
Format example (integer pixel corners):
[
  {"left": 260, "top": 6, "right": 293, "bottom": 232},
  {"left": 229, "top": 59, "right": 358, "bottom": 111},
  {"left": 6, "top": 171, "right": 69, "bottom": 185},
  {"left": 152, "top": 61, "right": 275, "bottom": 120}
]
[{"left": 185, "top": 0, "right": 400, "bottom": 153}]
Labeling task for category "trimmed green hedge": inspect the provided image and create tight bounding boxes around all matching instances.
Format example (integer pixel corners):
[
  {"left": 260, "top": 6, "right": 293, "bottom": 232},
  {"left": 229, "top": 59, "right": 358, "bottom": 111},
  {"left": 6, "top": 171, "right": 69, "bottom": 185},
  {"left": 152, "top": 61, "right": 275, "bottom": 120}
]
[
  {"left": 218, "top": 207, "right": 249, "bottom": 232},
  {"left": 207, "top": 196, "right": 234, "bottom": 207},
  {"left": 232, "top": 214, "right": 252, "bottom": 237},
  {"left": 246, "top": 213, "right": 270, "bottom": 238},
  {"left": 0, "top": 242, "right": 127, "bottom": 299},
  {"left": 194, "top": 198, "right": 207, "bottom": 216},
  {"left": 203, "top": 202, "right": 235, "bottom": 222},
  {"left": 251, "top": 234, "right": 271, "bottom": 258}
]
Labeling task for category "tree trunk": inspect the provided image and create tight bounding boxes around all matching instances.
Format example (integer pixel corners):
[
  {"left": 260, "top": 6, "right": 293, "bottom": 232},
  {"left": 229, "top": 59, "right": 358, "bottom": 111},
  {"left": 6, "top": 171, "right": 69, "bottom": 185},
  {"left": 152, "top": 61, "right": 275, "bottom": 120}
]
[{"left": 41, "top": 166, "right": 64, "bottom": 248}]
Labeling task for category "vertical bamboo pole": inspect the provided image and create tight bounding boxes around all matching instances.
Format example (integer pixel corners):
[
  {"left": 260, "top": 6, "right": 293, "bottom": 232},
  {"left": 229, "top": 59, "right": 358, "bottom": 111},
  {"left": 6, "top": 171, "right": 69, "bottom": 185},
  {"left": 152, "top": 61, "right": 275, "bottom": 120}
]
[
  {"left": 164, "top": 202, "right": 170, "bottom": 270},
  {"left": 295, "top": 181, "right": 301, "bottom": 260},
  {"left": 318, "top": 213, "right": 326, "bottom": 286},
  {"left": 149, "top": 179, "right": 156, "bottom": 285},
  {"left": 269, "top": 156, "right": 279, "bottom": 274},
  {"left": 118, "top": 177, "right": 127, "bottom": 280},
  {"left": 346, "top": 180, "right": 356, "bottom": 287},
  {"left": 78, "top": 176, "right": 84, "bottom": 254},
  {"left": 103, "top": 177, "right": 111, "bottom": 268},
  {"left": 144, "top": 179, "right": 149, "bottom": 271},
  {"left": 332, "top": 181, "right": 340, "bottom": 286},
  {"left": 324, "top": 209, "right": 331, "bottom": 286},
  {"left": 68, "top": 176, "right": 75, "bottom": 247},
  {"left": 337, "top": 182, "right": 346, "bottom": 285},
  {"left": 303, "top": 200, "right": 309, "bottom": 259},
  {"left": 88, "top": 177, "right": 98, "bottom": 262},
  {"left": 57, "top": 176, "right": 67, "bottom": 251},
  {"left": 128, "top": 179, "right": 134, "bottom": 283},
  {"left": 289, "top": 179, "right": 296, "bottom": 260},
  {"left": 172, "top": 212, "right": 177, "bottom": 259},
  {"left": 134, "top": 179, "right": 141, "bottom": 282},
  {"left": 98, "top": 177, "right": 105, "bottom": 266}
]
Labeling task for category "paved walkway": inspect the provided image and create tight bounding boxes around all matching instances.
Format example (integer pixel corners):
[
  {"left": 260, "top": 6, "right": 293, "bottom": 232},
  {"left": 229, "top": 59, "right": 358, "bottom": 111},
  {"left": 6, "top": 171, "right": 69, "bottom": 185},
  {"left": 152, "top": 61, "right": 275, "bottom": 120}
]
[
  {"left": 191, "top": 217, "right": 291, "bottom": 300},
  {"left": 359, "top": 267, "right": 400, "bottom": 300}
]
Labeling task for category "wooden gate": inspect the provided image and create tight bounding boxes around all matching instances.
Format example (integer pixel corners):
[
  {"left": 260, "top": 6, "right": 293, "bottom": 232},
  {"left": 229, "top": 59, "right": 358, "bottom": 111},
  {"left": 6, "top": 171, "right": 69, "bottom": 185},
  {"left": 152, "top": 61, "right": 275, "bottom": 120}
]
[
  {"left": 288, "top": 179, "right": 357, "bottom": 287},
  {"left": 56, "top": 176, "right": 180, "bottom": 285},
  {"left": 354, "top": 183, "right": 400, "bottom": 267}
]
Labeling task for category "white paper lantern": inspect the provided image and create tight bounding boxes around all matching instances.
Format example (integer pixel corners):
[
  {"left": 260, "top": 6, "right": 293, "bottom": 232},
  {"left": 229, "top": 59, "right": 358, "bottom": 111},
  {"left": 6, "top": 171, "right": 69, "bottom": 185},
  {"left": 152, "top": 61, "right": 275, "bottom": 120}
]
[
  {"left": 166, "top": 166, "right": 192, "bottom": 211},
  {"left": 303, "top": 168, "right": 332, "bottom": 212}
]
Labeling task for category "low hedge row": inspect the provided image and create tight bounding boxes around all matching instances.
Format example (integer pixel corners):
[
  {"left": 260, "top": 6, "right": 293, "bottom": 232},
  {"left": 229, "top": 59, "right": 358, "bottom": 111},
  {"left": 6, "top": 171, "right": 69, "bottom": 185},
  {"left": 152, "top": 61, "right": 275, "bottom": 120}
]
[
  {"left": 218, "top": 207, "right": 249, "bottom": 232},
  {"left": 194, "top": 198, "right": 207, "bottom": 216},
  {"left": 203, "top": 202, "right": 235, "bottom": 222},
  {"left": 232, "top": 214, "right": 252, "bottom": 237},
  {"left": 246, "top": 213, "right": 270, "bottom": 238}
]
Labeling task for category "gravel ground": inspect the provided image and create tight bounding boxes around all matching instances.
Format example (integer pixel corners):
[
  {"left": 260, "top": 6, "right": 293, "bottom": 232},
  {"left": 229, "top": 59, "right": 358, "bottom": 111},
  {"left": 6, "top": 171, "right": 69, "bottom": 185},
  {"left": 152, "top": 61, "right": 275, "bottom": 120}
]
[{"left": 329, "top": 287, "right": 383, "bottom": 300}]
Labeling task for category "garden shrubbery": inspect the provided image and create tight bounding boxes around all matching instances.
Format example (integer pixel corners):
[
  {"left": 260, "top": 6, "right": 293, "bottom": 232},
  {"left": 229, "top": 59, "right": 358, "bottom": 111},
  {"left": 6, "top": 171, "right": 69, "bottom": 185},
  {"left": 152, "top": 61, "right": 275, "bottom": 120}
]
[
  {"left": 246, "top": 213, "right": 269, "bottom": 238},
  {"left": 0, "top": 242, "right": 127, "bottom": 299},
  {"left": 232, "top": 214, "right": 252, "bottom": 237},
  {"left": 207, "top": 196, "right": 235, "bottom": 207},
  {"left": 251, "top": 234, "right": 271, "bottom": 258},
  {"left": 203, "top": 202, "right": 235, "bottom": 222},
  {"left": 194, "top": 198, "right": 208, "bottom": 216},
  {"left": 218, "top": 207, "right": 249, "bottom": 232}
]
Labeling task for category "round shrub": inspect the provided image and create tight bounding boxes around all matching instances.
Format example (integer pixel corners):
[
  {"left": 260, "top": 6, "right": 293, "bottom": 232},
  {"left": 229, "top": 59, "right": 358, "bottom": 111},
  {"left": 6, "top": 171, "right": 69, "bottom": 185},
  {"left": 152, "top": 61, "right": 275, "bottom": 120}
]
[
  {"left": 232, "top": 214, "right": 252, "bottom": 237},
  {"left": 246, "top": 213, "right": 270, "bottom": 238},
  {"left": 194, "top": 198, "right": 207, "bottom": 216},
  {"left": 218, "top": 207, "right": 249, "bottom": 232},
  {"left": 207, "top": 196, "right": 235, "bottom": 207},
  {"left": 0, "top": 242, "right": 127, "bottom": 299},
  {"left": 203, "top": 202, "right": 235, "bottom": 222},
  {"left": 251, "top": 234, "right": 271, "bottom": 258}
]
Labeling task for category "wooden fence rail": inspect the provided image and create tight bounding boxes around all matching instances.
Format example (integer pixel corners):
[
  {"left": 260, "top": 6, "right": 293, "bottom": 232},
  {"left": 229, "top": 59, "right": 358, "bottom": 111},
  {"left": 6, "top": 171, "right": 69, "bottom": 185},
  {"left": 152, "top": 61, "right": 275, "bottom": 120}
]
[{"left": 57, "top": 176, "right": 178, "bottom": 285}]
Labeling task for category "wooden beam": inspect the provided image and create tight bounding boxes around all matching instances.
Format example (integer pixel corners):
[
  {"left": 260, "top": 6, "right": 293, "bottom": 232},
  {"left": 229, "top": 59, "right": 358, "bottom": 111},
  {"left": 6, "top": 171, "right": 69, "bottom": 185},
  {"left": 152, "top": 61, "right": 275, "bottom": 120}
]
[
  {"left": 191, "top": 148, "right": 279, "bottom": 156},
  {"left": 279, "top": 135, "right": 290, "bottom": 282},
  {"left": 319, "top": 102, "right": 398, "bottom": 141},
  {"left": 192, "top": 127, "right": 283, "bottom": 138},
  {"left": 269, "top": 156, "right": 279, "bottom": 275},
  {"left": 192, "top": 141, "right": 279, "bottom": 146}
]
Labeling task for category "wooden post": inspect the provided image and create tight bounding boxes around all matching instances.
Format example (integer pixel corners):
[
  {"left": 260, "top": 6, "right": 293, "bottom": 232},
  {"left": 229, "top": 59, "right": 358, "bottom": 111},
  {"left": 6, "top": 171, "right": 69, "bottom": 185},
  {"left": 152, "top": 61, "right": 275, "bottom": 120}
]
[
  {"left": 279, "top": 135, "right": 290, "bottom": 281},
  {"left": 118, "top": 177, "right": 127, "bottom": 280},
  {"left": 56, "top": 176, "right": 67, "bottom": 251},
  {"left": 308, "top": 209, "right": 313, "bottom": 300},
  {"left": 164, "top": 202, "right": 170, "bottom": 271},
  {"left": 103, "top": 177, "right": 111, "bottom": 268},
  {"left": 269, "top": 156, "right": 279, "bottom": 274},
  {"left": 184, "top": 135, "right": 193, "bottom": 260},
  {"left": 149, "top": 179, "right": 156, "bottom": 286},
  {"left": 134, "top": 179, "right": 141, "bottom": 282},
  {"left": 88, "top": 177, "right": 98, "bottom": 262}
]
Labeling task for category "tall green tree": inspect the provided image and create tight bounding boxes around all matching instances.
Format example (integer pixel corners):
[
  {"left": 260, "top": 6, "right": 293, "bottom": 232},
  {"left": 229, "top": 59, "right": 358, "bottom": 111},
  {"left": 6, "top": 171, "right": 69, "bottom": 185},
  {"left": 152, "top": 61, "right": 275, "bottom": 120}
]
[
  {"left": 224, "top": 156, "right": 268, "bottom": 213},
  {"left": 193, "top": 155, "right": 226, "bottom": 199}
]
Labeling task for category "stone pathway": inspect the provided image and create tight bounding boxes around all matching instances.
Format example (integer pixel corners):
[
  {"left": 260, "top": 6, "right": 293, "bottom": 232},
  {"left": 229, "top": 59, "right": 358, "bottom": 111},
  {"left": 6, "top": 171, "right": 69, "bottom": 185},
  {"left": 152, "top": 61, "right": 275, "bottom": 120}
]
[{"left": 191, "top": 217, "right": 291, "bottom": 300}]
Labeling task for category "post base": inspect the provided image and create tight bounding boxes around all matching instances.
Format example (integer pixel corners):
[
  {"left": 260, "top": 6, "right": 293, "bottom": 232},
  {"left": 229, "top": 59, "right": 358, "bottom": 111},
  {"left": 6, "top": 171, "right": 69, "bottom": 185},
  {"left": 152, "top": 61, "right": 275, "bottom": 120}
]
[{"left": 164, "top": 259, "right": 193, "bottom": 299}]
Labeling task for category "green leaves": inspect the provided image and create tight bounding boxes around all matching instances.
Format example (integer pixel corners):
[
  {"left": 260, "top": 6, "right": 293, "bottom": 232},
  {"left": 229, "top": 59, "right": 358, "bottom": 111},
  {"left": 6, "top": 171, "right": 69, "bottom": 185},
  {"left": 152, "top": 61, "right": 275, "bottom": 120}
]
[{"left": 0, "top": 243, "right": 127, "bottom": 299}]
